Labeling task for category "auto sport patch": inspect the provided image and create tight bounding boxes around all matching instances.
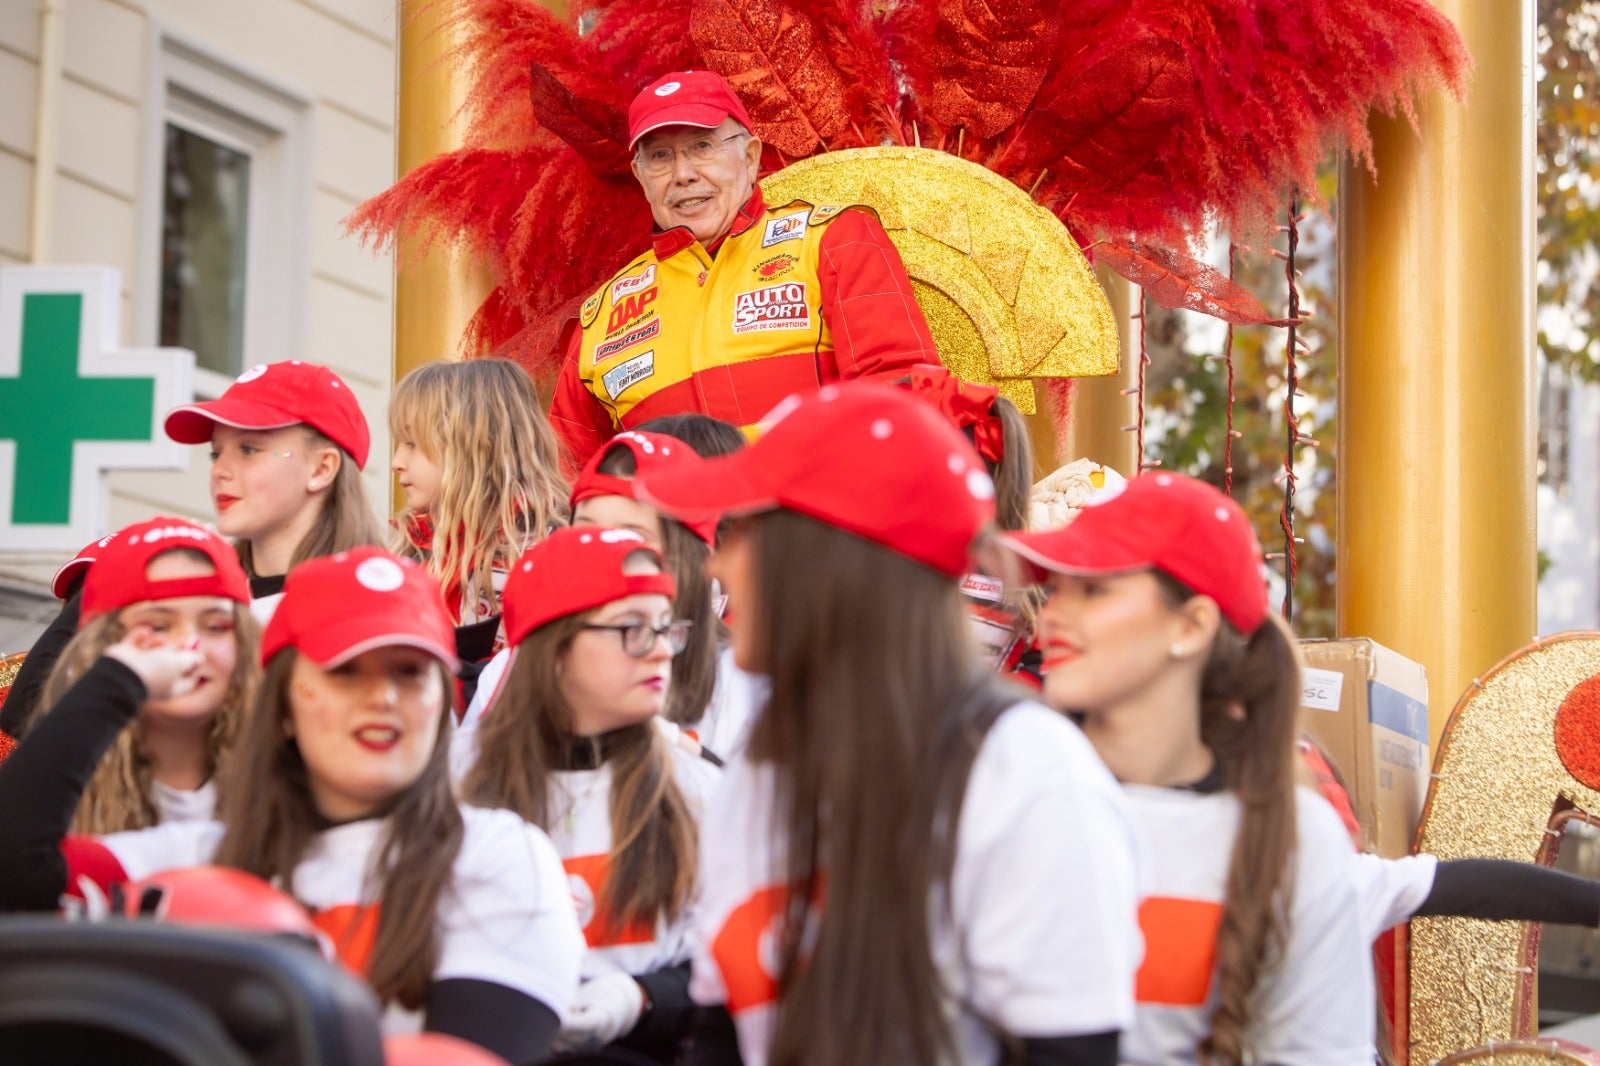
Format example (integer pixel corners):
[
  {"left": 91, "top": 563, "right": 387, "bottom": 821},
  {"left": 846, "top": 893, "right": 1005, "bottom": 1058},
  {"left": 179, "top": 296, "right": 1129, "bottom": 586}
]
[{"left": 732, "top": 282, "right": 810, "bottom": 334}]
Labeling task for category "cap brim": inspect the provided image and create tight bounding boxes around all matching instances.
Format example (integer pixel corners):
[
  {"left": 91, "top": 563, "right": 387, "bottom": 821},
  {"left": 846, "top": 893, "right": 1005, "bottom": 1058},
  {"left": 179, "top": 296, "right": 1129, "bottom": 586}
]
[
  {"left": 297, "top": 624, "right": 460, "bottom": 673},
  {"left": 164, "top": 400, "right": 301, "bottom": 444},
  {"left": 634, "top": 448, "right": 779, "bottom": 526},
  {"left": 628, "top": 105, "right": 735, "bottom": 149},
  {"left": 51, "top": 558, "right": 93, "bottom": 599},
  {"left": 999, "top": 530, "right": 1153, "bottom": 582}
]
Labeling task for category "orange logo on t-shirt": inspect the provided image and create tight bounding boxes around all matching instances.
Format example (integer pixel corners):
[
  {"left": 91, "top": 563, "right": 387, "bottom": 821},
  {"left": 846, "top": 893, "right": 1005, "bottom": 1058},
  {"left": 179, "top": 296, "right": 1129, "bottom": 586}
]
[
  {"left": 710, "top": 878, "right": 824, "bottom": 1014},
  {"left": 1134, "top": 896, "right": 1224, "bottom": 1006},
  {"left": 564, "top": 854, "right": 655, "bottom": 947},
  {"left": 312, "top": 902, "right": 381, "bottom": 975}
]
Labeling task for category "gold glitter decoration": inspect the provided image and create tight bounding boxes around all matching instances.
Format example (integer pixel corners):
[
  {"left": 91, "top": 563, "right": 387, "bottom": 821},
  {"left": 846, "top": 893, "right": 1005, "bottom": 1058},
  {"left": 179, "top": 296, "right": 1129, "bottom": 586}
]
[
  {"left": 1437, "top": 1041, "right": 1600, "bottom": 1065},
  {"left": 1411, "top": 633, "right": 1600, "bottom": 1064},
  {"left": 762, "top": 147, "right": 1120, "bottom": 415},
  {"left": 0, "top": 652, "right": 22, "bottom": 694}
]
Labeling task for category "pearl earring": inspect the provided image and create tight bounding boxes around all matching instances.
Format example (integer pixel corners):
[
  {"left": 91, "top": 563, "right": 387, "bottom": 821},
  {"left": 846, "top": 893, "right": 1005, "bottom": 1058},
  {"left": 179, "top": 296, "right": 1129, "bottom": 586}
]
[{"left": 1169, "top": 643, "right": 1187, "bottom": 659}]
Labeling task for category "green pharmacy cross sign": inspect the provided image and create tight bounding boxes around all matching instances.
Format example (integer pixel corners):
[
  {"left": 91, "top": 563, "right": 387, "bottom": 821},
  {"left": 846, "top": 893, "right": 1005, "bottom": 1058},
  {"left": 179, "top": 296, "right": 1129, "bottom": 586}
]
[{"left": 0, "top": 267, "right": 192, "bottom": 551}]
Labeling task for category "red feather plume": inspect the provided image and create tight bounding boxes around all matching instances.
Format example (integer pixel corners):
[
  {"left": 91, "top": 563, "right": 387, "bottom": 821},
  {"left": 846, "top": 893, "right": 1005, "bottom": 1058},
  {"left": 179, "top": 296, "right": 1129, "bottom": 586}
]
[{"left": 348, "top": 0, "right": 1470, "bottom": 393}]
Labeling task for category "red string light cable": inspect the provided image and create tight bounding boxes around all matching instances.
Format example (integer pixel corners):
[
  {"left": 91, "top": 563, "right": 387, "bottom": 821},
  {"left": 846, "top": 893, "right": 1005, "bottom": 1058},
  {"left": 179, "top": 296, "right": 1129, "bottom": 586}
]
[
  {"left": 1223, "top": 243, "right": 1238, "bottom": 494},
  {"left": 1124, "top": 293, "right": 1161, "bottom": 471}
]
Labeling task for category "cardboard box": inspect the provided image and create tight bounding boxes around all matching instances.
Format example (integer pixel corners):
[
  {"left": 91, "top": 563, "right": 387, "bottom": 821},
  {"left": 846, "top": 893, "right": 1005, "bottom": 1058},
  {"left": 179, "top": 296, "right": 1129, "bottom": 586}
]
[{"left": 1298, "top": 638, "right": 1430, "bottom": 859}]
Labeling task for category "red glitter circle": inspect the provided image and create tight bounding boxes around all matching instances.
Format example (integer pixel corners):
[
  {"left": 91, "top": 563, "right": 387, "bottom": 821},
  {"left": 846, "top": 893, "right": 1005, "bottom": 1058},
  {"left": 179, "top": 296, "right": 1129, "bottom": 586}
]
[{"left": 1554, "top": 674, "right": 1600, "bottom": 789}]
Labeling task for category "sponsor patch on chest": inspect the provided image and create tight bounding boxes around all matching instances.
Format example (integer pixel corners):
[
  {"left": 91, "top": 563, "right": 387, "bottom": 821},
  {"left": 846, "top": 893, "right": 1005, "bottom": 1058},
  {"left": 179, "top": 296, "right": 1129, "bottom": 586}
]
[
  {"left": 611, "top": 263, "right": 656, "bottom": 302},
  {"left": 755, "top": 253, "right": 798, "bottom": 279},
  {"left": 601, "top": 349, "right": 656, "bottom": 400},
  {"left": 732, "top": 282, "right": 811, "bottom": 333},
  {"left": 761, "top": 208, "right": 810, "bottom": 247},
  {"left": 594, "top": 318, "right": 660, "bottom": 362}
]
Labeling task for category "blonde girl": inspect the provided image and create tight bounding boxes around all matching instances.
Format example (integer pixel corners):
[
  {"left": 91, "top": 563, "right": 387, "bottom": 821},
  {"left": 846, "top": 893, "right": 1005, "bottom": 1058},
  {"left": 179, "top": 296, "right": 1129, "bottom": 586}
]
[
  {"left": 1004, "top": 472, "right": 1373, "bottom": 1065},
  {"left": 390, "top": 358, "right": 568, "bottom": 657},
  {"left": 0, "top": 547, "right": 583, "bottom": 1063},
  {"left": 12, "top": 517, "right": 256, "bottom": 835}
]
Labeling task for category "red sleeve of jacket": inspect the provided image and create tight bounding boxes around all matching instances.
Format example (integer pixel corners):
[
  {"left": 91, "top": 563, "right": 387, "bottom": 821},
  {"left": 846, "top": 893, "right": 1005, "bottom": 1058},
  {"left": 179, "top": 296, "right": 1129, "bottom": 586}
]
[
  {"left": 815, "top": 207, "right": 940, "bottom": 383},
  {"left": 547, "top": 319, "right": 619, "bottom": 476}
]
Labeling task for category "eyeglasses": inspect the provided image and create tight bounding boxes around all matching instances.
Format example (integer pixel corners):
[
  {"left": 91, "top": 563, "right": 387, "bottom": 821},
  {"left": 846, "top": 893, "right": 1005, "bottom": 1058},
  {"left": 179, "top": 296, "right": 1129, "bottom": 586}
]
[
  {"left": 634, "top": 133, "right": 747, "bottom": 177},
  {"left": 582, "top": 620, "right": 694, "bottom": 657}
]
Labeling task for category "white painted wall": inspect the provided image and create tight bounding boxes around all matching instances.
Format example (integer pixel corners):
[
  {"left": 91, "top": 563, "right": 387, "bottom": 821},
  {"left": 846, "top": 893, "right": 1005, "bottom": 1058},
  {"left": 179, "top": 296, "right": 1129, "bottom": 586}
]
[
  {"left": 0, "top": 0, "right": 397, "bottom": 641},
  {"left": 1539, "top": 371, "right": 1600, "bottom": 635}
]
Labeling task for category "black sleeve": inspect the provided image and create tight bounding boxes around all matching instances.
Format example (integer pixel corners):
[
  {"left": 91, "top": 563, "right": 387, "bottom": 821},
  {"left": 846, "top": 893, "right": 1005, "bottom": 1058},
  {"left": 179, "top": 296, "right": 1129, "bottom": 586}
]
[
  {"left": 681, "top": 1005, "right": 743, "bottom": 1065},
  {"left": 424, "top": 977, "right": 561, "bottom": 1065},
  {"left": 1017, "top": 1031, "right": 1120, "bottom": 1066},
  {"left": 0, "top": 656, "right": 144, "bottom": 911},
  {"left": 1415, "top": 857, "right": 1600, "bottom": 925},
  {"left": 1, "top": 591, "right": 82, "bottom": 740},
  {"left": 455, "top": 616, "right": 501, "bottom": 664},
  {"left": 619, "top": 961, "right": 695, "bottom": 1054}
]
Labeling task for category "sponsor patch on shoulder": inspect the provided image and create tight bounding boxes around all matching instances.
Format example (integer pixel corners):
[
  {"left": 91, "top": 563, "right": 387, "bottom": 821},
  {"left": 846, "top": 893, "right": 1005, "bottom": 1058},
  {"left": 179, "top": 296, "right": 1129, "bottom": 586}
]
[
  {"left": 610, "top": 263, "right": 657, "bottom": 302},
  {"left": 755, "top": 253, "right": 798, "bottom": 279},
  {"left": 602, "top": 350, "right": 656, "bottom": 400},
  {"left": 732, "top": 282, "right": 810, "bottom": 334},
  {"left": 580, "top": 290, "right": 604, "bottom": 327},
  {"left": 594, "top": 318, "right": 661, "bottom": 363},
  {"left": 809, "top": 204, "right": 848, "bottom": 224},
  {"left": 761, "top": 208, "right": 810, "bottom": 248}
]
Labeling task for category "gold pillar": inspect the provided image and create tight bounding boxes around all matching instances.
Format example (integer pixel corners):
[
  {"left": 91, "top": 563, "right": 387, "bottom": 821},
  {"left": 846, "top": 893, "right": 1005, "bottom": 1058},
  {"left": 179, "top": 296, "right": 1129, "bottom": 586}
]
[
  {"left": 1052, "top": 268, "right": 1141, "bottom": 479},
  {"left": 1337, "top": 0, "right": 1535, "bottom": 752},
  {"left": 392, "top": 0, "right": 498, "bottom": 384}
]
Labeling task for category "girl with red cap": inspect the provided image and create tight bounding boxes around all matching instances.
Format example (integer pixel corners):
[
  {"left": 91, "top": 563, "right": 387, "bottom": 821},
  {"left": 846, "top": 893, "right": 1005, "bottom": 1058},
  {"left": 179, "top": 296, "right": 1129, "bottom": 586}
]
[
  {"left": 390, "top": 358, "right": 569, "bottom": 666},
  {"left": 1, "top": 518, "right": 255, "bottom": 831},
  {"left": 0, "top": 547, "right": 584, "bottom": 1064},
  {"left": 635, "top": 382, "right": 1141, "bottom": 1066},
  {"left": 1, "top": 362, "right": 384, "bottom": 743},
  {"left": 457, "top": 526, "right": 719, "bottom": 1061},
  {"left": 1001, "top": 472, "right": 1375, "bottom": 1065}
]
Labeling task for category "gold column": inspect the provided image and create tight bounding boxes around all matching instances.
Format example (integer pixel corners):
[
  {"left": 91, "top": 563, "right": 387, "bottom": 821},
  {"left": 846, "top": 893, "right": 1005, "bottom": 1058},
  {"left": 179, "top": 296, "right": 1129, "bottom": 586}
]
[
  {"left": 1337, "top": 0, "right": 1536, "bottom": 752},
  {"left": 392, "top": 0, "right": 502, "bottom": 384},
  {"left": 1052, "top": 268, "right": 1141, "bottom": 480}
]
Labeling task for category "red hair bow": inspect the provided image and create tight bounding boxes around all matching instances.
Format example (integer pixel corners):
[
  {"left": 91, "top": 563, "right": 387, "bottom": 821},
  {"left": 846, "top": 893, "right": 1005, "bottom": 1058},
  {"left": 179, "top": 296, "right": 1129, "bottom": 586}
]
[{"left": 906, "top": 365, "right": 1004, "bottom": 464}]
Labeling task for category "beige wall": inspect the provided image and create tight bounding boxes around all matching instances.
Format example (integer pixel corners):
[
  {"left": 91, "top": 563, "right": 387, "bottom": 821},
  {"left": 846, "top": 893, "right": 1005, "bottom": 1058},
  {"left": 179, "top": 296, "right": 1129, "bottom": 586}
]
[{"left": 0, "top": 0, "right": 398, "bottom": 627}]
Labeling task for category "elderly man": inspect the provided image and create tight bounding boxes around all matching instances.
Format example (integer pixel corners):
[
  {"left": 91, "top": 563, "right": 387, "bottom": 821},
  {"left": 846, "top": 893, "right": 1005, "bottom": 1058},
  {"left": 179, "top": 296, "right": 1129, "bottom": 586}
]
[{"left": 548, "top": 69, "right": 939, "bottom": 466}]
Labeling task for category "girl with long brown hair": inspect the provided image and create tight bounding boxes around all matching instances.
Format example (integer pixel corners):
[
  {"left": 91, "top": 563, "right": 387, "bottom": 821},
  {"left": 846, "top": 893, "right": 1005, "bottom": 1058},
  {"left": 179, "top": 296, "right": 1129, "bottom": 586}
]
[
  {"left": 0, "top": 547, "right": 584, "bottom": 1064},
  {"left": 1003, "top": 472, "right": 1374, "bottom": 1065},
  {"left": 1, "top": 360, "right": 384, "bottom": 742},
  {"left": 458, "top": 525, "right": 718, "bottom": 1060},
  {"left": 390, "top": 357, "right": 569, "bottom": 665},
  {"left": 635, "top": 382, "right": 1141, "bottom": 1066},
  {"left": 13, "top": 517, "right": 256, "bottom": 832}
]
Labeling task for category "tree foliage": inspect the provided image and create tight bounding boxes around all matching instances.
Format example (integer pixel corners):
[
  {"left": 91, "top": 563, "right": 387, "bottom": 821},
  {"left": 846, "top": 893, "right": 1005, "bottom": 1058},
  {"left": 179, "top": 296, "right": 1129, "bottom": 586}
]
[{"left": 1539, "top": 0, "right": 1600, "bottom": 380}]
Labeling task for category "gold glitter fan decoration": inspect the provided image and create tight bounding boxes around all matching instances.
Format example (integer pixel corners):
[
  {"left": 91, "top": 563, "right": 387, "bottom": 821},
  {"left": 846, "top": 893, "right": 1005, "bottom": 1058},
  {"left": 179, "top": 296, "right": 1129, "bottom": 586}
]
[
  {"left": 761, "top": 147, "right": 1119, "bottom": 414},
  {"left": 0, "top": 652, "right": 21, "bottom": 694},
  {"left": 1410, "top": 632, "right": 1600, "bottom": 1064}
]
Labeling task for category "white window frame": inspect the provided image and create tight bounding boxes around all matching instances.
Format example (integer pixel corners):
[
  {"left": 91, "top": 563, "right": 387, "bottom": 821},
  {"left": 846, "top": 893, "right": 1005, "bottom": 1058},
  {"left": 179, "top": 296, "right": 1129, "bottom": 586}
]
[{"left": 137, "top": 29, "right": 314, "bottom": 398}]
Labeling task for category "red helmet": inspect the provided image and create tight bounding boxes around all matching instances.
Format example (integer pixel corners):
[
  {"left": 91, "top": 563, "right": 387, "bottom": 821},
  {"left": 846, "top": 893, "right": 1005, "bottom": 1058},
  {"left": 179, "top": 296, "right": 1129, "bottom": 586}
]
[{"left": 121, "top": 866, "right": 317, "bottom": 941}]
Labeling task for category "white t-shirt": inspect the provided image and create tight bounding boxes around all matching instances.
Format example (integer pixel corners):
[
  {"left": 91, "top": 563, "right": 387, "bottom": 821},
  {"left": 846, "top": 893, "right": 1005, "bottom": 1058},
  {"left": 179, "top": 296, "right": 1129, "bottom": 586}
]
[
  {"left": 693, "top": 646, "right": 767, "bottom": 762},
  {"left": 1351, "top": 851, "right": 1438, "bottom": 939},
  {"left": 689, "top": 701, "right": 1141, "bottom": 1065},
  {"left": 545, "top": 741, "right": 720, "bottom": 979},
  {"left": 1119, "top": 785, "right": 1375, "bottom": 1066},
  {"left": 151, "top": 779, "right": 216, "bottom": 823},
  {"left": 97, "top": 804, "right": 584, "bottom": 1032}
]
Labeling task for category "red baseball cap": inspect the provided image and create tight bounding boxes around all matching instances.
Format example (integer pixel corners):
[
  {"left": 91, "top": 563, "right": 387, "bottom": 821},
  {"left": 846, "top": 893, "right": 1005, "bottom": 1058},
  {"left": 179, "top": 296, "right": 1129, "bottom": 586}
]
[
  {"left": 1002, "top": 473, "right": 1268, "bottom": 634},
  {"left": 628, "top": 70, "right": 755, "bottom": 149},
  {"left": 164, "top": 360, "right": 371, "bottom": 470},
  {"left": 635, "top": 382, "right": 997, "bottom": 577},
  {"left": 261, "top": 547, "right": 458, "bottom": 669},
  {"left": 52, "top": 532, "right": 117, "bottom": 600},
  {"left": 502, "top": 526, "right": 676, "bottom": 647},
  {"left": 78, "top": 518, "right": 250, "bottom": 628},
  {"left": 122, "top": 867, "right": 319, "bottom": 940},
  {"left": 571, "top": 432, "right": 719, "bottom": 545}
]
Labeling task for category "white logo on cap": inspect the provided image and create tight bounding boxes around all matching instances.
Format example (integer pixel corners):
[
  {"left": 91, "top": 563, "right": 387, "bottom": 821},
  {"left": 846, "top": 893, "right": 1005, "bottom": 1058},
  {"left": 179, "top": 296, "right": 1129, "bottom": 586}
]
[
  {"left": 598, "top": 529, "right": 646, "bottom": 544},
  {"left": 355, "top": 557, "right": 405, "bottom": 592},
  {"left": 235, "top": 364, "right": 269, "bottom": 383},
  {"left": 967, "top": 470, "right": 995, "bottom": 501},
  {"left": 654, "top": 81, "right": 681, "bottom": 96},
  {"left": 1215, "top": 506, "right": 1231, "bottom": 522},
  {"left": 870, "top": 418, "right": 893, "bottom": 440}
]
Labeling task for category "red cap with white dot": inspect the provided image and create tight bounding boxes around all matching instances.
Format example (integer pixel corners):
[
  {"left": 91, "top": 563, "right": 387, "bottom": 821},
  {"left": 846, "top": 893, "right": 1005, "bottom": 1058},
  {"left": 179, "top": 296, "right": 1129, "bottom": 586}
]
[
  {"left": 634, "top": 382, "right": 996, "bottom": 577},
  {"left": 260, "top": 547, "right": 457, "bottom": 669},
  {"left": 501, "top": 526, "right": 676, "bottom": 646},
  {"left": 163, "top": 360, "right": 372, "bottom": 469},
  {"left": 1002, "top": 472, "right": 1268, "bottom": 634}
]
